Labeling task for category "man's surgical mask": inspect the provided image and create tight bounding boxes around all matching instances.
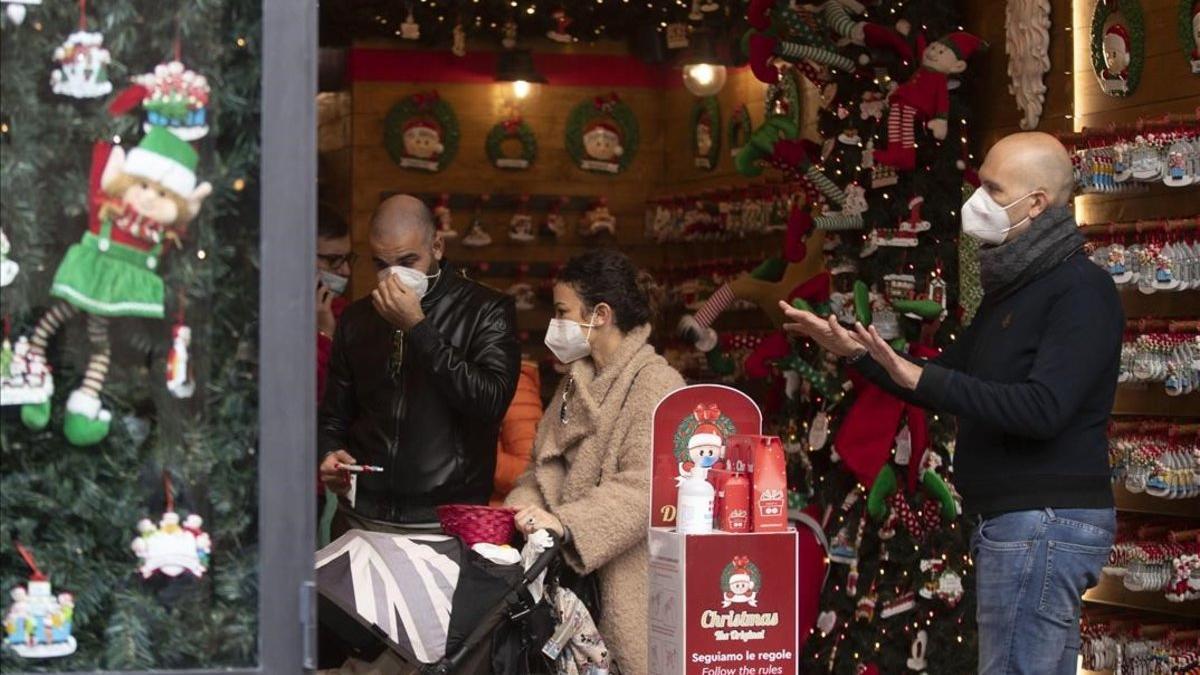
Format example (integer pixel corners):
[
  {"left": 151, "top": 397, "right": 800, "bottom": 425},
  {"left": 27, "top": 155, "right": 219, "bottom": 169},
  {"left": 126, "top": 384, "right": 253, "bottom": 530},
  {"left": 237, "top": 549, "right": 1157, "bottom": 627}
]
[
  {"left": 319, "top": 270, "right": 349, "bottom": 296},
  {"left": 544, "top": 309, "right": 598, "bottom": 365},
  {"left": 379, "top": 265, "right": 440, "bottom": 298},
  {"left": 961, "top": 188, "right": 1042, "bottom": 245}
]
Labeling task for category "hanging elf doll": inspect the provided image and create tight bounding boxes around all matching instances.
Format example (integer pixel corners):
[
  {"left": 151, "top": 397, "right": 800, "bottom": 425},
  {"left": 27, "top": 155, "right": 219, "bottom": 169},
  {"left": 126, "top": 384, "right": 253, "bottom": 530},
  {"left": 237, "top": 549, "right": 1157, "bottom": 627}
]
[{"left": 17, "top": 127, "right": 211, "bottom": 446}]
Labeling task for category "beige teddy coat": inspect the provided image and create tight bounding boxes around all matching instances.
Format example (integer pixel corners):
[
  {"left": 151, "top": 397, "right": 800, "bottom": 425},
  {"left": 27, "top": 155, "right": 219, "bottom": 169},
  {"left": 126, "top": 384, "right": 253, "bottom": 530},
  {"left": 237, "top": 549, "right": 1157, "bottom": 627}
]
[{"left": 505, "top": 325, "right": 684, "bottom": 675}]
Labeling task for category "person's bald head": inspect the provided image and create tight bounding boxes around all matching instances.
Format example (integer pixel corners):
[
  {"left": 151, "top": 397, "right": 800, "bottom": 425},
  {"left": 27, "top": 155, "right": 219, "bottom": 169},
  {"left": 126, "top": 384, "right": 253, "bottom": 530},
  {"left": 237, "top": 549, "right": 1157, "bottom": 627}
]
[
  {"left": 980, "top": 132, "right": 1075, "bottom": 209},
  {"left": 369, "top": 194, "right": 444, "bottom": 276}
]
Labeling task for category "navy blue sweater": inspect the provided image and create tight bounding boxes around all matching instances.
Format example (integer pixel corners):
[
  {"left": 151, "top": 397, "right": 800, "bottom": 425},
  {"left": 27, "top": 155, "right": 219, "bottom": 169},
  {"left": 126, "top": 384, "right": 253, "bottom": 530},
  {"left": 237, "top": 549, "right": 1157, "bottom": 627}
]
[{"left": 855, "top": 252, "right": 1123, "bottom": 515}]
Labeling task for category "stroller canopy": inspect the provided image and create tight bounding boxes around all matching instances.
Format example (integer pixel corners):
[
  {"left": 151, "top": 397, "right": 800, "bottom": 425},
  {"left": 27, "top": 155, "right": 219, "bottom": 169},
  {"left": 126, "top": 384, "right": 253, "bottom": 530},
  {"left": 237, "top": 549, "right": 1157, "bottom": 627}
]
[{"left": 317, "top": 530, "right": 522, "bottom": 665}]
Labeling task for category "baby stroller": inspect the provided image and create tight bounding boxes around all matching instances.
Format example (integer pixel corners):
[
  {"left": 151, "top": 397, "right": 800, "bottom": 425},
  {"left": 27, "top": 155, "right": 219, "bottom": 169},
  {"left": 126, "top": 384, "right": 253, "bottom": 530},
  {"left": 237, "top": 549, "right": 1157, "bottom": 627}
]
[{"left": 317, "top": 528, "right": 606, "bottom": 675}]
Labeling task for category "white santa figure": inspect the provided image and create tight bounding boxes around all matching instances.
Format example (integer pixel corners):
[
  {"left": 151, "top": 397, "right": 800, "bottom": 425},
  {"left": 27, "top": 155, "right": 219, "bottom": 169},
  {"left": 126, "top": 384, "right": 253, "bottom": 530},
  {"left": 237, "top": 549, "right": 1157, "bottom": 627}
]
[
  {"left": 166, "top": 324, "right": 195, "bottom": 398},
  {"left": 402, "top": 119, "right": 444, "bottom": 160},
  {"left": 722, "top": 558, "right": 758, "bottom": 607},
  {"left": 1100, "top": 23, "right": 1131, "bottom": 94},
  {"left": 582, "top": 120, "right": 623, "bottom": 163}
]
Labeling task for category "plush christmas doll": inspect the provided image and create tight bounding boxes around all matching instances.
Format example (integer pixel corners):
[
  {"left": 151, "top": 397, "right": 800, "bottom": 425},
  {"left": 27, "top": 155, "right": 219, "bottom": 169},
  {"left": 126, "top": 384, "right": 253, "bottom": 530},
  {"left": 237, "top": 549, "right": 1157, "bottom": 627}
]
[
  {"left": 743, "top": 0, "right": 862, "bottom": 85},
  {"left": 1099, "top": 23, "right": 1132, "bottom": 92},
  {"left": 862, "top": 24, "right": 985, "bottom": 170},
  {"left": 18, "top": 127, "right": 211, "bottom": 446}
]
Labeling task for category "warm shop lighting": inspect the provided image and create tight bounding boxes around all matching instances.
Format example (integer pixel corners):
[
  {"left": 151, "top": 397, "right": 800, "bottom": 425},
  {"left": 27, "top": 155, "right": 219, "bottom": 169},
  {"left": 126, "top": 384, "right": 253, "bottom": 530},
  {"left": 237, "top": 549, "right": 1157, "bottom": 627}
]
[
  {"left": 511, "top": 79, "right": 531, "bottom": 99},
  {"left": 682, "top": 62, "right": 726, "bottom": 96}
]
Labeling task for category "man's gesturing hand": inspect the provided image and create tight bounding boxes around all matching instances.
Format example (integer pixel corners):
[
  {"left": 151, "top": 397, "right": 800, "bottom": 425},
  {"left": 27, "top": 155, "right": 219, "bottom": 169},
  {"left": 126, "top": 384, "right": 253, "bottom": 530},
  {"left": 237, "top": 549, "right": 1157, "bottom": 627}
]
[
  {"left": 850, "top": 322, "right": 923, "bottom": 390},
  {"left": 779, "top": 301, "right": 864, "bottom": 358}
]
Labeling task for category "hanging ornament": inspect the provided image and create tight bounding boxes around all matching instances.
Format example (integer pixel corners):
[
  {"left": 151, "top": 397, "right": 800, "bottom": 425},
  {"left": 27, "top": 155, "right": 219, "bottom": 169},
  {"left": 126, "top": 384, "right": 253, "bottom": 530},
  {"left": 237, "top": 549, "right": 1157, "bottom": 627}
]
[
  {"left": 727, "top": 105, "right": 751, "bottom": 158},
  {"left": 666, "top": 22, "right": 689, "bottom": 49},
  {"left": 542, "top": 196, "right": 568, "bottom": 239},
  {"left": 1, "top": 229, "right": 19, "bottom": 286},
  {"left": 880, "top": 590, "right": 915, "bottom": 618},
  {"left": 400, "top": 6, "right": 420, "bottom": 40},
  {"left": 854, "top": 582, "right": 877, "bottom": 622},
  {"left": 688, "top": 0, "right": 704, "bottom": 21},
  {"left": 383, "top": 91, "right": 459, "bottom": 173},
  {"left": 907, "top": 629, "right": 929, "bottom": 672},
  {"left": 433, "top": 193, "right": 457, "bottom": 238},
  {"left": 3, "top": 541, "right": 76, "bottom": 659},
  {"left": 131, "top": 471, "right": 211, "bottom": 579},
  {"left": 1181, "top": 0, "right": 1200, "bottom": 73},
  {"left": 547, "top": 8, "right": 573, "bottom": 43},
  {"left": 0, "top": 336, "right": 53, "bottom": 406},
  {"left": 3, "top": 0, "right": 39, "bottom": 26},
  {"left": 50, "top": 2, "right": 113, "bottom": 100},
  {"left": 110, "top": 60, "right": 212, "bottom": 140},
  {"left": 894, "top": 424, "right": 913, "bottom": 466},
  {"left": 486, "top": 116, "right": 537, "bottom": 170},
  {"left": 918, "top": 558, "right": 965, "bottom": 607},
  {"left": 691, "top": 96, "right": 721, "bottom": 171},
  {"left": 508, "top": 195, "right": 535, "bottom": 242},
  {"left": 808, "top": 410, "right": 829, "bottom": 450},
  {"left": 451, "top": 21, "right": 466, "bottom": 57},
  {"left": 580, "top": 197, "right": 616, "bottom": 238},
  {"left": 166, "top": 321, "right": 195, "bottom": 399},
  {"left": 1005, "top": 0, "right": 1051, "bottom": 129},
  {"left": 566, "top": 93, "right": 639, "bottom": 174},
  {"left": 815, "top": 610, "right": 837, "bottom": 635},
  {"left": 462, "top": 197, "right": 492, "bottom": 248},
  {"left": 501, "top": 19, "right": 518, "bottom": 50},
  {"left": 1091, "top": 0, "right": 1145, "bottom": 97}
]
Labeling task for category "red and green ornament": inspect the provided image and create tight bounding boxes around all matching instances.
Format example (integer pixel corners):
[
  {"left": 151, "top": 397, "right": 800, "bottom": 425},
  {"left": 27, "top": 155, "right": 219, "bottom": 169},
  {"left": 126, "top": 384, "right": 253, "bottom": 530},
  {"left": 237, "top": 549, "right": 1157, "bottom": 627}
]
[
  {"left": 486, "top": 116, "right": 537, "bottom": 170},
  {"left": 384, "top": 91, "right": 460, "bottom": 172},
  {"left": 1091, "top": 0, "right": 1145, "bottom": 97},
  {"left": 691, "top": 96, "right": 721, "bottom": 170},
  {"left": 566, "top": 92, "right": 639, "bottom": 174}
]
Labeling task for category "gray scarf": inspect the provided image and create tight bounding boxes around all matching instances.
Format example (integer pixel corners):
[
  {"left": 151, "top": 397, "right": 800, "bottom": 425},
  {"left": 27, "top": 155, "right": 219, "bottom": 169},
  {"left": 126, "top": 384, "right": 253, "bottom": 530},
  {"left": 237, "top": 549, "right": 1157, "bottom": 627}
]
[{"left": 977, "top": 205, "right": 1085, "bottom": 298}]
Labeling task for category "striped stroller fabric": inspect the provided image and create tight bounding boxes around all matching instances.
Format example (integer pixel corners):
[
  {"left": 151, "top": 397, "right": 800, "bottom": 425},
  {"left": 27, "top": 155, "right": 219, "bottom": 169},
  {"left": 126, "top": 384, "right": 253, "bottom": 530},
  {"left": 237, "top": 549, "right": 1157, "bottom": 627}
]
[{"left": 316, "top": 531, "right": 463, "bottom": 664}]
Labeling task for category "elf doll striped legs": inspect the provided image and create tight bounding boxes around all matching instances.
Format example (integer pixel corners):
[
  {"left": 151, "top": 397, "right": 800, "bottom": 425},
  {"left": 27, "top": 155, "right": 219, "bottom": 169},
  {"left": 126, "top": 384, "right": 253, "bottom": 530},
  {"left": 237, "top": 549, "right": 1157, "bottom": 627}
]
[
  {"left": 63, "top": 314, "right": 113, "bottom": 447},
  {"left": 18, "top": 300, "right": 78, "bottom": 431},
  {"left": 873, "top": 104, "right": 919, "bottom": 170}
]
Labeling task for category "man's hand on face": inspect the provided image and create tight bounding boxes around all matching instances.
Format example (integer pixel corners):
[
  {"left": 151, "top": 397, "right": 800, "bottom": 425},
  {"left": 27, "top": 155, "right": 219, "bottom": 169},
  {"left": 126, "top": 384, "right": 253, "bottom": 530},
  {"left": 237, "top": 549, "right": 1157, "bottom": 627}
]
[
  {"left": 317, "top": 279, "right": 337, "bottom": 337},
  {"left": 371, "top": 274, "right": 425, "bottom": 331},
  {"left": 779, "top": 302, "right": 863, "bottom": 358}
]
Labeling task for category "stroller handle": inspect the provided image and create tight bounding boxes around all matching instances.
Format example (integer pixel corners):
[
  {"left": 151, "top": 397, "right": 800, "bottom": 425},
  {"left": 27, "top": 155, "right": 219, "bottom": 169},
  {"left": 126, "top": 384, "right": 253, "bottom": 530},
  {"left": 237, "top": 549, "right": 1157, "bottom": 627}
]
[{"left": 422, "top": 530, "right": 563, "bottom": 675}]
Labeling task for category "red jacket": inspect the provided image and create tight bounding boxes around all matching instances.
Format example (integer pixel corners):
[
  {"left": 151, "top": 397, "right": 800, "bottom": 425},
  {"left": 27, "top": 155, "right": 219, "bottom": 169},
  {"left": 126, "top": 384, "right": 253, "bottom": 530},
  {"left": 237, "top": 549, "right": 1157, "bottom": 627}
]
[{"left": 316, "top": 296, "right": 350, "bottom": 403}]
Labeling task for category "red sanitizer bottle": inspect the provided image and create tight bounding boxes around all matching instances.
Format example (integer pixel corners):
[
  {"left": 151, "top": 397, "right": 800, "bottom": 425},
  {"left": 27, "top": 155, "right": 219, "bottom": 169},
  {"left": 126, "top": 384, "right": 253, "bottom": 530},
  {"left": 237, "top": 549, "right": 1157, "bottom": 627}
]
[{"left": 719, "top": 472, "right": 751, "bottom": 533}]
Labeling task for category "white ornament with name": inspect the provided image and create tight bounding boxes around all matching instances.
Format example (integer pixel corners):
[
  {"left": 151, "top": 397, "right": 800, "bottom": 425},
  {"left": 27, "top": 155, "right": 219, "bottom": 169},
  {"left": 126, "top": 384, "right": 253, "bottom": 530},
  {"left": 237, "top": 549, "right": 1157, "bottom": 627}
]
[
  {"left": 50, "top": 31, "right": 113, "bottom": 99},
  {"left": 894, "top": 424, "right": 912, "bottom": 465},
  {"left": 131, "top": 511, "right": 211, "bottom": 579},
  {"left": 808, "top": 411, "right": 830, "bottom": 450}
]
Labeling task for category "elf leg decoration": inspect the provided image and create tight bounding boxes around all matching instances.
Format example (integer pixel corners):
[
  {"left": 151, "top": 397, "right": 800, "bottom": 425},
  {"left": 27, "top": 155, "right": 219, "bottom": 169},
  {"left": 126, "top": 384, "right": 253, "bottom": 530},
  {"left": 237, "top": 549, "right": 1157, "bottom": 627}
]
[
  {"left": 19, "top": 301, "right": 79, "bottom": 430},
  {"left": 747, "top": 32, "right": 856, "bottom": 85},
  {"left": 63, "top": 314, "right": 112, "bottom": 447},
  {"left": 874, "top": 103, "right": 919, "bottom": 170}
]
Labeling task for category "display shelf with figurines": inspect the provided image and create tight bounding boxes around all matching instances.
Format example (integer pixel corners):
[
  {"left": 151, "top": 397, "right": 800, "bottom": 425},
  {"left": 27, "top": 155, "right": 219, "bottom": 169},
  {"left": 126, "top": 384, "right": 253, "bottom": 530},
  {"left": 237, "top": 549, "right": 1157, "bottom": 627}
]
[
  {"left": 1058, "top": 118, "right": 1200, "bottom": 194},
  {"left": 1080, "top": 607, "right": 1200, "bottom": 673},
  {"left": 1081, "top": 217, "right": 1200, "bottom": 308},
  {"left": 1105, "top": 419, "right": 1200, "bottom": 509}
]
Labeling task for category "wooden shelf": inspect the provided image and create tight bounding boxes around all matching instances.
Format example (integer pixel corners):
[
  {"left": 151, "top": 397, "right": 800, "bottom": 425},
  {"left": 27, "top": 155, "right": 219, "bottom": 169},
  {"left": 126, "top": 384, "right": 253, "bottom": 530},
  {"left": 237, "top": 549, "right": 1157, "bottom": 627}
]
[
  {"left": 1112, "top": 484, "right": 1200, "bottom": 518},
  {"left": 1112, "top": 386, "right": 1200, "bottom": 416},
  {"left": 1083, "top": 575, "right": 1200, "bottom": 619},
  {"left": 1118, "top": 289, "right": 1200, "bottom": 319}
]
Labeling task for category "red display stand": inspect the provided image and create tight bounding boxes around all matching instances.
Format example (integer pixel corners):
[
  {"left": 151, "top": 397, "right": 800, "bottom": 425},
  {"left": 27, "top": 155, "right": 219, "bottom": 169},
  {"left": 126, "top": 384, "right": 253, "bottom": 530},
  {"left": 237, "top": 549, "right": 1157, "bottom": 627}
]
[{"left": 648, "top": 385, "right": 801, "bottom": 675}]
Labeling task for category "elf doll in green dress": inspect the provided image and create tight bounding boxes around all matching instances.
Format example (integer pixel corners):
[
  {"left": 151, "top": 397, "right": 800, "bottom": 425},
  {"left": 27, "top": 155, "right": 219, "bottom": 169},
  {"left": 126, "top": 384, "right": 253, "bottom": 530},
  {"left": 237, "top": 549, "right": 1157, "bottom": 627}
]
[{"left": 18, "top": 126, "right": 211, "bottom": 446}]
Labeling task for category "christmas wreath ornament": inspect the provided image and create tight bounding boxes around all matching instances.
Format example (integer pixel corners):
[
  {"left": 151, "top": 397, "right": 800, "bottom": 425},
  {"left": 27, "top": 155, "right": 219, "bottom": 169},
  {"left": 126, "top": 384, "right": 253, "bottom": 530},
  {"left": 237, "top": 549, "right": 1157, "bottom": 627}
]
[
  {"left": 108, "top": 60, "right": 212, "bottom": 140},
  {"left": 486, "top": 117, "right": 537, "bottom": 170},
  {"left": 1091, "top": 0, "right": 1145, "bottom": 97},
  {"left": 691, "top": 96, "right": 722, "bottom": 170},
  {"left": 728, "top": 104, "right": 751, "bottom": 158},
  {"left": 383, "top": 91, "right": 460, "bottom": 172},
  {"left": 49, "top": 30, "right": 112, "bottom": 99},
  {"left": 10, "top": 130, "right": 212, "bottom": 446},
  {"left": 2, "top": 0, "right": 40, "bottom": 26},
  {"left": 131, "top": 472, "right": 211, "bottom": 579},
  {"left": 1005, "top": 0, "right": 1052, "bottom": 130},
  {"left": 3, "top": 541, "right": 76, "bottom": 659},
  {"left": 566, "top": 93, "right": 639, "bottom": 174},
  {"left": 1180, "top": 0, "right": 1200, "bottom": 73}
]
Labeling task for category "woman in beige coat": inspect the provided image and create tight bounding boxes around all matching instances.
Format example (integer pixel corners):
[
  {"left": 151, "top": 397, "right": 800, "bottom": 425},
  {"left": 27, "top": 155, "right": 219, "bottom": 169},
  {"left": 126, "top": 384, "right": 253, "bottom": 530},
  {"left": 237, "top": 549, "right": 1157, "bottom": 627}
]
[{"left": 506, "top": 249, "right": 685, "bottom": 675}]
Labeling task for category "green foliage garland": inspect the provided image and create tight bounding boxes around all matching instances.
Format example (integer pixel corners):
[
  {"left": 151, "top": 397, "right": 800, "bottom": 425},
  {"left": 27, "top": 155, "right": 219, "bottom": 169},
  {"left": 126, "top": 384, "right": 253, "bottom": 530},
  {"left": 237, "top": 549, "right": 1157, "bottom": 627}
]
[
  {"left": 383, "top": 90, "right": 460, "bottom": 172},
  {"left": 1090, "top": 0, "right": 1146, "bottom": 97},
  {"left": 564, "top": 92, "right": 639, "bottom": 174},
  {"left": 728, "top": 104, "right": 752, "bottom": 156},
  {"left": 485, "top": 118, "right": 537, "bottom": 170},
  {"left": 0, "top": 0, "right": 261, "bottom": 670},
  {"left": 690, "top": 96, "right": 722, "bottom": 171}
]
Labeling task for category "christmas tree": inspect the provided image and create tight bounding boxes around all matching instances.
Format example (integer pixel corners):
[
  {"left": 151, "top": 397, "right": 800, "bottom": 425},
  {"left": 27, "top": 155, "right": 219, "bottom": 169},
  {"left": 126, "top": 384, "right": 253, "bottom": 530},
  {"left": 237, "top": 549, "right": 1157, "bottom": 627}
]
[
  {"left": 1, "top": 0, "right": 262, "bottom": 669},
  {"left": 739, "top": 0, "right": 983, "bottom": 672}
]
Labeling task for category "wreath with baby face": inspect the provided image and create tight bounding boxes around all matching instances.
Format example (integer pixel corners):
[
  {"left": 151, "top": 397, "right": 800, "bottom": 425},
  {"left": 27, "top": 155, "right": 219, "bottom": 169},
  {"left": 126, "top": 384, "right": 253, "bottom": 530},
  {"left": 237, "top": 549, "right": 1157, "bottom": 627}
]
[
  {"left": 565, "top": 92, "right": 640, "bottom": 175},
  {"left": 384, "top": 91, "right": 460, "bottom": 172},
  {"left": 1090, "top": 0, "right": 1146, "bottom": 97}
]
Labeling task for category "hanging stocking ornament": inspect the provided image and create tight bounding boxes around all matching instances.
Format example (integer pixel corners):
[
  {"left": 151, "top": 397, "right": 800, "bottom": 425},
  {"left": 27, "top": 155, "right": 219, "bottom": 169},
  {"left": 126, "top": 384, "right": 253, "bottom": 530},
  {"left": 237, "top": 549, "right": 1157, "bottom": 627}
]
[
  {"left": 854, "top": 581, "right": 878, "bottom": 622},
  {"left": 3, "top": 541, "right": 76, "bottom": 658},
  {"left": 49, "top": 0, "right": 113, "bottom": 99},
  {"left": 400, "top": 6, "right": 420, "bottom": 40},
  {"left": 3, "top": 0, "right": 39, "bottom": 26},
  {"left": 131, "top": 471, "right": 211, "bottom": 579}
]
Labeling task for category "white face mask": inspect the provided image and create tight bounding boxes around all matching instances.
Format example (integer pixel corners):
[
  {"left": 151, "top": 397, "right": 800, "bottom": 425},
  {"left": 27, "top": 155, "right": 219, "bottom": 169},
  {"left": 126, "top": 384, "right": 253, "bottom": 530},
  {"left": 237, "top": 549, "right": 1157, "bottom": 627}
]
[
  {"left": 544, "top": 309, "right": 598, "bottom": 364},
  {"left": 961, "top": 188, "right": 1041, "bottom": 245},
  {"left": 379, "top": 264, "right": 440, "bottom": 298},
  {"left": 318, "top": 270, "right": 349, "bottom": 296}
]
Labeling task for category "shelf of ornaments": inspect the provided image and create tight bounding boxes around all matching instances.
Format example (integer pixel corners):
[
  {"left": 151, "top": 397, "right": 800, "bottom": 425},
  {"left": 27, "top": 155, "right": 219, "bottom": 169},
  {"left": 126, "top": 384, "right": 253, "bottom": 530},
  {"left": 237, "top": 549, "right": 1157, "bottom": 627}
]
[
  {"left": 1111, "top": 386, "right": 1200, "bottom": 416},
  {"left": 1111, "top": 484, "right": 1200, "bottom": 520},
  {"left": 1117, "top": 288, "right": 1200, "bottom": 319},
  {"left": 1076, "top": 180, "right": 1200, "bottom": 201},
  {"left": 1082, "top": 574, "right": 1200, "bottom": 620},
  {"left": 1078, "top": 602, "right": 1200, "bottom": 675}
]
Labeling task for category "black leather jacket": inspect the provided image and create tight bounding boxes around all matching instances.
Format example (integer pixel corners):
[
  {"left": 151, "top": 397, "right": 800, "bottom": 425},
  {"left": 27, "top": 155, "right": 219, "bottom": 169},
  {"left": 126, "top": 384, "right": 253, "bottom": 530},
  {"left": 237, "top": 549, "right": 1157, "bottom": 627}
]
[{"left": 318, "top": 261, "right": 521, "bottom": 524}]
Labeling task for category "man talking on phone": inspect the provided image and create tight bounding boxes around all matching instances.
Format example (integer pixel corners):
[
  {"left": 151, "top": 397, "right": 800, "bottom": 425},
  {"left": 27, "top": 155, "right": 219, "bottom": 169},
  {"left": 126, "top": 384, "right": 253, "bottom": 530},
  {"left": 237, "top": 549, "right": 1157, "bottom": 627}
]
[
  {"left": 318, "top": 194, "right": 521, "bottom": 535},
  {"left": 782, "top": 132, "right": 1122, "bottom": 674}
]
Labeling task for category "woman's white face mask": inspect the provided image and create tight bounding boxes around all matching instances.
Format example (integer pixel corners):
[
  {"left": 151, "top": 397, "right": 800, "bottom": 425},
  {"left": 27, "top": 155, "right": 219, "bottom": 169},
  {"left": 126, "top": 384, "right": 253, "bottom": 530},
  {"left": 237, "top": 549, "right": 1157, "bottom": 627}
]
[
  {"left": 544, "top": 308, "right": 599, "bottom": 364},
  {"left": 961, "top": 188, "right": 1042, "bottom": 245},
  {"left": 378, "top": 265, "right": 440, "bottom": 298}
]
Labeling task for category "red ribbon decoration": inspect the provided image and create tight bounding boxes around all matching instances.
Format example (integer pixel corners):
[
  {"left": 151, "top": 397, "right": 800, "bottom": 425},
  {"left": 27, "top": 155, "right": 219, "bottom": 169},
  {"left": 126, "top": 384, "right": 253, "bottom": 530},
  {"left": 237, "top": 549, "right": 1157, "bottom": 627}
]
[
  {"left": 15, "top": 540, "right": 48, "bottom": 582},
  {"left": 592, "top": 92, "right": 620, "bottom": 112},
  {"left": 501, "top": 117, "right": 523, "bottom": 133},
  {"left": 163, "top": 470, "right": 175, "bottom": 514},
  {"left": 693, "top": 403, "right": 721, "bottom": 423},
  {"left": 412, "top": 90, "right": 441, "bottom": 109}
]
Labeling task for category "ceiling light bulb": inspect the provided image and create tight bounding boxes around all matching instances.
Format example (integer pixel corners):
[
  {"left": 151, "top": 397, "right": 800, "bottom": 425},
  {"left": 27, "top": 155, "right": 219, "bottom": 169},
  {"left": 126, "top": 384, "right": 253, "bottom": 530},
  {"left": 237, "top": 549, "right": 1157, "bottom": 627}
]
[{"left": 512, "top": 80, "right": 531, "bottom": 99}]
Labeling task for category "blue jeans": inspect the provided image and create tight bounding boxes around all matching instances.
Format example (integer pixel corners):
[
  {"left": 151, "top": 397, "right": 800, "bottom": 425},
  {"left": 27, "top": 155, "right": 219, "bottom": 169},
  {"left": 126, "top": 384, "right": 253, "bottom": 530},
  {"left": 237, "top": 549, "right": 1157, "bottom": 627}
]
[{"left": 971, "top": 507, "right": 1115, "bottom": 675}]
